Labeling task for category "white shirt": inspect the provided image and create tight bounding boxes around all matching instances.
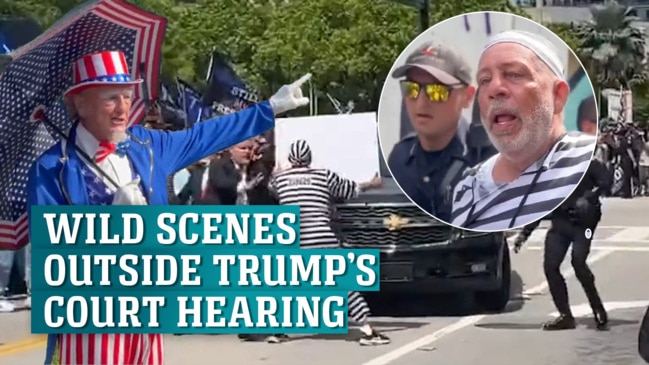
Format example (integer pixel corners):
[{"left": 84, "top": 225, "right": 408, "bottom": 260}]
[
  {"left": 233, "top": 161, "right": 249, "bottom": 205},
  {"left": 201, "top": 165, "right": 210, "bottom": 193},
  {"left": 173, "top": 168, "right": 191, "bottom": 195},
  {"left": 75, "top": 124, "right": 135, "bottom": 191}
]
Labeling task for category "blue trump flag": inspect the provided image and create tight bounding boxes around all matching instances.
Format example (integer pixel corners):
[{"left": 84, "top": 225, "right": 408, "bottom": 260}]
[
  {"left": 203, "top": 51, "right": 260, "bottom": 115},
  {"left": 176, "top": 78, "right": 204, "bottom": 128},
  {"left": 0, "top": 32, "right": 10, "bottom": 54},
  {"left": 0, "top": 17, "right": 43, "bottom": 52}
]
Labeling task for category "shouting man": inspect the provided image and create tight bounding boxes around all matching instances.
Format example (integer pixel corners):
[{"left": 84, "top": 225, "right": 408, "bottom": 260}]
[{"left": 450, "top": 30, "right": 596, "bottom": 231}]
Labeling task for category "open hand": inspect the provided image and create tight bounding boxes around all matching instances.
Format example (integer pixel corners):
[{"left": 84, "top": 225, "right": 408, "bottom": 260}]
[
  {"left": 512, "top": 234, "right": 526, "bottom": 254},
  {"left": 369, "top": 172, "right": 382, "bottom": 188}
]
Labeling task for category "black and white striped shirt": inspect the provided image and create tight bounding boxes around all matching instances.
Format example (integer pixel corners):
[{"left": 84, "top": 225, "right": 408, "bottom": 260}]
[
  {"left": 269, "top": 167, "right": 358, "bottom": 248},
  {"left": 450, "top": 132, "right": 596, "bottom": 231}
]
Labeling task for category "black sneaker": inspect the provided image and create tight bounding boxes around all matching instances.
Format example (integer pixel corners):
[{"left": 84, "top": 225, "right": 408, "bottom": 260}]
[
  {"left": 594, "top": 309, "right": 609, "bottom": 331},
  {"left": 238, "top": 334, "right": 254, "bottom": 341},
  {"left": 359, "top": 330, "right": 390, "bottom": 346},
  {"left": 542, "top": 315, "right": 576, "bottom": 331}
]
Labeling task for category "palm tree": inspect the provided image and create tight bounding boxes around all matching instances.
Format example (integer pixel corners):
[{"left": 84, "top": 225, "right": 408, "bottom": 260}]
[{"left": 574, "top": 0, "right": 647, "bottom": 90}]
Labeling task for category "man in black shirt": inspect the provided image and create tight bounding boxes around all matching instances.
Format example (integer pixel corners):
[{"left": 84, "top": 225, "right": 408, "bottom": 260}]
[{"left": 514, "top": 158, "right": 611, "bottom": 331}]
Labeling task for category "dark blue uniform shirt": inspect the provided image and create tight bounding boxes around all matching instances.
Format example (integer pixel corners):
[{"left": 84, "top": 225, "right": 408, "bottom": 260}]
[{"left": 388, "top": 134, "right": 470, "bottom": 222}]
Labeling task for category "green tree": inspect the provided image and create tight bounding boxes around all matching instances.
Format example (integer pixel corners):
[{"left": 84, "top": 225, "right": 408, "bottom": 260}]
[
  {"left": 0, "top": 0, "right": 62, "bottom": 26},
  {"left": 250, "top": 0, "right": 417, "bottom": 113},
  {"left": 544, "top": 23, "right": 580, "bottom": 56},
  {"left": 573, "top": 0, "right": 647, "bottom": 90},
  {"left": 432, "top": 0, "right": 527, "bottom": 22},
  {"left": 2, "top": 0, "right": 594, "bottom": 115}
]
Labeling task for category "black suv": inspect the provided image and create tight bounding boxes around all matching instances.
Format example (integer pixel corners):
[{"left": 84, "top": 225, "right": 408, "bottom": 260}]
[{"left": 333, "top": 153, "right": 511, "bottom": 312}]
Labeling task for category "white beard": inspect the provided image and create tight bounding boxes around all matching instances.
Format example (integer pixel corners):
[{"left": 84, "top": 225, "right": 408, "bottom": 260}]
[{"left": 483, "top": 100, "right": 554, "bottom": 156}]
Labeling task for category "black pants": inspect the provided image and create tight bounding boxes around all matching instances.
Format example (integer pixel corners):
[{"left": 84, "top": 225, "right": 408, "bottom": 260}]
[{"left": 543, "top": 219, "right": 604, "bottom": 316}]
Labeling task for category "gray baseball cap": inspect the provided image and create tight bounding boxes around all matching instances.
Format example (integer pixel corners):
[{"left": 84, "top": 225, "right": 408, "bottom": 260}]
[{"left": 391, "top": 42, "right": 472, "bottom": 85}]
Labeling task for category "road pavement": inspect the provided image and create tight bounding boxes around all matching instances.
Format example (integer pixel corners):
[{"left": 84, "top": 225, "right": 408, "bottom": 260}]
[{"left": 1, "top": 197, "right": 647, "bottom": 365}]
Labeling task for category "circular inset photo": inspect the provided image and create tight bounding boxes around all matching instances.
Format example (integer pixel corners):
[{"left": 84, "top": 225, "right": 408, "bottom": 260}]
[{"left": 378, "top": 11, "right": 598, "bottom": 232}]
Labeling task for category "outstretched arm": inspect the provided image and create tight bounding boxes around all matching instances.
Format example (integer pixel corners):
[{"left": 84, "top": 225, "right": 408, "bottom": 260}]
[
  {"left": 512, "top": 220, "right": 542, "bottom": 253},
  {"left": 327, "top": 170, "right": 359, "bottom": 201},
  {"left": 143, "top": 101, "right": 276, "bottom": 177},
  {"left": 142, "top": 74, "right": 312, "bottom": 177}
]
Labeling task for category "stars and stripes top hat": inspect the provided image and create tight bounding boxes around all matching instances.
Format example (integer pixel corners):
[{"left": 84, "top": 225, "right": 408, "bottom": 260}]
[{"left": 64, "top": 50, "right": 143, "bottom": 97}]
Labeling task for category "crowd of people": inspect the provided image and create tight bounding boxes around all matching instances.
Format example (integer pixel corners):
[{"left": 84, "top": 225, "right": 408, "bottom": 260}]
[
  {"left": 144, "top": 102, "right": 391, "bottom": 346},
  {"left": 595, "top": 121, "right": 649, "bottom": 198}
]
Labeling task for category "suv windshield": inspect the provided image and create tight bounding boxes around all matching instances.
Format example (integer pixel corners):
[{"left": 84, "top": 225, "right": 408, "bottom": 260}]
[{"left": 378, "top": 146, "right": 392, "bottom": 178}]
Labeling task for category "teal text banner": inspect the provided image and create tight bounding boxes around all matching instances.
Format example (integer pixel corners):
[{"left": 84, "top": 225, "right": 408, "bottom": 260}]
[
  {"left": 30, "top": 205, "right": 301, "bottom": 248},
  {"left": 31, "top": 292, "right": 349, "bottom": 334},
  {"left": 31, "top": 249, "right": 381, "bottom": 292},
  {"left": 29, "top": 205, "right": 381, "bottom": 334}
]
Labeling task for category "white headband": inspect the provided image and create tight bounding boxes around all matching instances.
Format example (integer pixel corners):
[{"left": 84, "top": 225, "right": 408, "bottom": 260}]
[{"left": 483, "top": 30, "right": 565, "bottom": 80}]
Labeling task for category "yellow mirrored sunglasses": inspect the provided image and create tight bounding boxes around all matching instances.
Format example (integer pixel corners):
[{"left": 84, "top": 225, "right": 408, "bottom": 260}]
[{"left": 400, "top": 80, "right": 458, "bottom": 102}]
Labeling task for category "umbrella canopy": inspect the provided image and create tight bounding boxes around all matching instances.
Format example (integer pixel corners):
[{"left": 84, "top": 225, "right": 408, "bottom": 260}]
[{"left": 0, "top": 0, "right": 167, "bottom": 250}]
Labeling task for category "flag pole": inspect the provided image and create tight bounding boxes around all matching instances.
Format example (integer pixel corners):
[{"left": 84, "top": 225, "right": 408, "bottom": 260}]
[
  {"left": 309, "top": 80, "right": 314, "bottom": 116},
  {"left": 138, "top": 62, "right": 152, "bottom": 125}
]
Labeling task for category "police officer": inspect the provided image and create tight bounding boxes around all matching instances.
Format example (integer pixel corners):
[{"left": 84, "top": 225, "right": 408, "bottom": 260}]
[
  {"left": 387, "top": 42, "right": 495, "bottom": 223},
  {"left": 514, "top": 158, "right": 612, "bottom": 331}
]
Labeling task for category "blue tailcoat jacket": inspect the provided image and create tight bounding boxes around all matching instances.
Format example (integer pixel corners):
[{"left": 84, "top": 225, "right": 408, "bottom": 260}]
[{"left": 27, "top": 101, "right": 275, "bottom": 365}]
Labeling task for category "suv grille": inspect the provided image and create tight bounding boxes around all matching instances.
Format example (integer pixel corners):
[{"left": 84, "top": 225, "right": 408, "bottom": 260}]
[
  {"left": 333, "top": 203, "right": 451, "bottom": 246},
  {"left": 336, "top": 205, "right": 432, "bottom": 222}
]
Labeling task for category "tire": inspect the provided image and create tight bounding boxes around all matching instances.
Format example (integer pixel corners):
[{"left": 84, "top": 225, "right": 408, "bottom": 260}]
[
  {"left": 639, "top": 305, "right": 649, "bottom": 363},
  {"left": 475, "top": 243, "right": 511, "bottom": 312}
]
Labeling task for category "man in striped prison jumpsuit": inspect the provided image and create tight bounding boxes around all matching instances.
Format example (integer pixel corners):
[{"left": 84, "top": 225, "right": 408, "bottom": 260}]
[
  {"left": 450, "top": 30, "right": 597, "bottom": 231},
  {"left": 269, "top": 139, "right": 390, "bottom": 346}
]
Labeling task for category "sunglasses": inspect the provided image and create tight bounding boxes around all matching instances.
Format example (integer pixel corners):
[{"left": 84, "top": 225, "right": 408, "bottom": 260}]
[{"left": 400, "top": 80, "right": 463, "bottom": 102}]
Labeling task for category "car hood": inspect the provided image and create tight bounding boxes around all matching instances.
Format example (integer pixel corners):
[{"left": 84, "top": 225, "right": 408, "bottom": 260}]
[{"left": 344, "top": 178, "right": 412, "bottom": 204}]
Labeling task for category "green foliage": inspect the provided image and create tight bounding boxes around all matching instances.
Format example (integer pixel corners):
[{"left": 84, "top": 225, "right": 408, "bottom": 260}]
[
  {"left": 0, "top": 0, "right": 62, "bottom": 26},
  {"left": 632, "top": 82, "right": 649, "bottom": 125},
  {"left": 573, "top": 0, "right": 647, "bottom": 89},
  {"left": 544, "top": 23, "right": 580, "bottom": 56},
  {"left": 3, "top": 0, "right": 614, "bottom": 115},
  {"left": 432, "top": 0, "right": 527, "bottom": 23},
  {"left": 543, "top": 22, "right": 599, "bottom": 93}
]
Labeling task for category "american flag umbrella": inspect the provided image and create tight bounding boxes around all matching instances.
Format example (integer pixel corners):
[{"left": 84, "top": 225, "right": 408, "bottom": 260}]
[{"left": 0, "top": 0, "right": 167, "bottom": 250}]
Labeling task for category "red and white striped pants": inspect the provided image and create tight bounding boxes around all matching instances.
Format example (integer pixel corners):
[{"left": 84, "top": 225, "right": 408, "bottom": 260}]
[{"left": 58, "top": 334, "right": 163, "bottom": 365}]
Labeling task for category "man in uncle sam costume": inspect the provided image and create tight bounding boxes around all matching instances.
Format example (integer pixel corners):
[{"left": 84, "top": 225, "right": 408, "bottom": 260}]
[{"left": 27, "top": 50, "right": 311, "bottom": 365}]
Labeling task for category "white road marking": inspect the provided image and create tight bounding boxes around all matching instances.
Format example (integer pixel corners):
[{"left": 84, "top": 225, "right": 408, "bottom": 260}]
[
  {"left": 525, "top": 246, "right": 649, "bottom": 252},
  {"left": 549, "top": 300, "right": 649, "bottom": 318},
  {"left": 516, "top": 227, "right": 649, "bottom": 244},
  {"left": 598, "top": 225, "right": 649, "bottom": 229},
  {"left": 526, "top": 229, "right": 548, "bottom": 243},
  {"left": 525, "top": 225, "right": 649, "bottom": 230},
  {"left": 361, "top": 248, "right": 614, "bottom": 365},
  {"left": 606, "top": 227, "right": 649, "bottom": 242}
]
